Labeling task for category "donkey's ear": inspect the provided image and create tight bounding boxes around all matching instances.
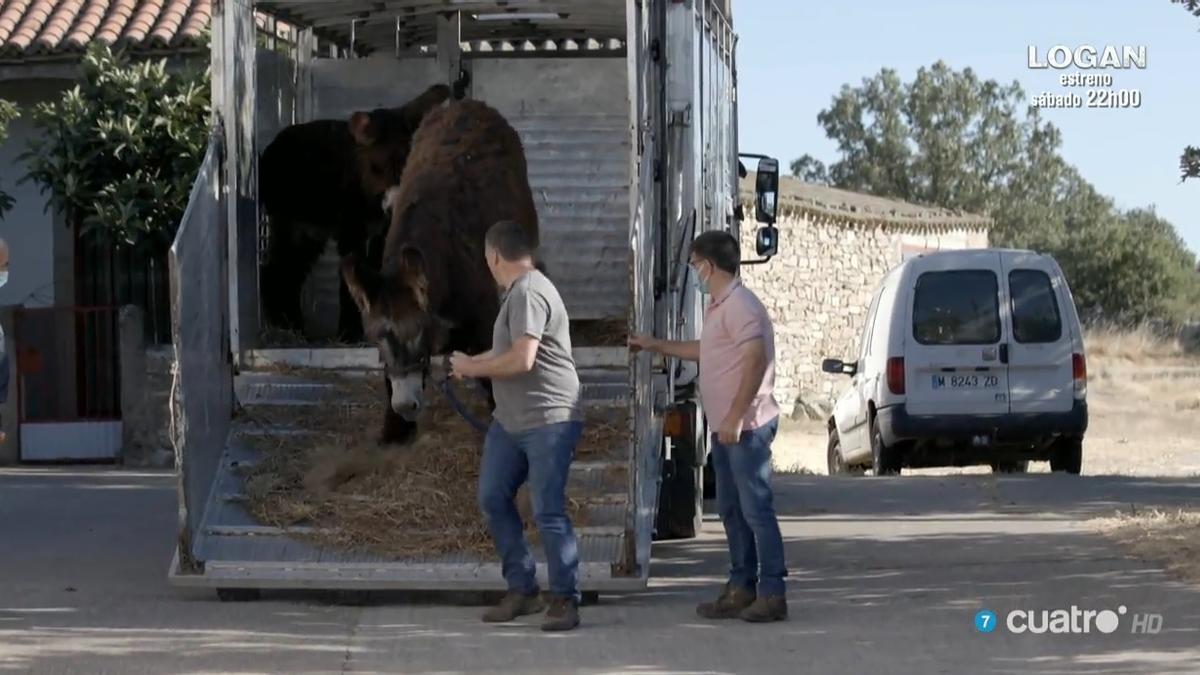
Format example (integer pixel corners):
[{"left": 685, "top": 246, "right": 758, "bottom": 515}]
[
  {"left": 398, "top": 246, "right": 430, "bottom": 309},
  {"left": 341, "top": 253, "right": 380, "bottom": 315}
]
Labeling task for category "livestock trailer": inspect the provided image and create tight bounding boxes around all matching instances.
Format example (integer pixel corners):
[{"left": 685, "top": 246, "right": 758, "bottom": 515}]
[{"left": 168, "top": 0, "right": 781, "bottom": 597}]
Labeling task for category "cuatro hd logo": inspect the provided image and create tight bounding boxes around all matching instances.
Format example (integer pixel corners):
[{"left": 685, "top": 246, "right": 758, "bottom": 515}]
[{"left": 975, "top": 607, "right": 1164, "bottom": 635}]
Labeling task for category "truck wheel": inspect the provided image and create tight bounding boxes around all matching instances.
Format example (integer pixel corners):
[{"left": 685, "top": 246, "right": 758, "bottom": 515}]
[
  {"left": 702, "top": 453, "right": 715, "bottom": 501},
  {"left": 991, "top": 460, "right": 1029, "bottom": 474},
  {"left": 216, "top": 588, "right": 261, "bottom": 602},
  {"left": 655, "top": 456, "right": 699, "bottom": 540},
  {"left": 1050, "top": 437, "right": 1083, "bottom": 475},
  {"left": 871, "top": 418, "right": 902, "bottom": 476}
]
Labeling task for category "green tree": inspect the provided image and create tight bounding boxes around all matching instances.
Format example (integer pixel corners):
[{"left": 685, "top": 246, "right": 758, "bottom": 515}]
[
  {"left": 1183, "top": 147, "right": 1200, "bottom": 181},
  {"left": 0, "top": 99, "right": 20, "bottom": 217},
  {"left": 21, "top": 43, "right": 211, "bottom": 252},
  {"left": 1062, "top": 210, "right": 1200, "bottom": 324},
  {"left": 789, "top": 155, "right": 829, "bottom": 184},
  {"left": 797, "top": 61, "right": 1199, "bottom": 323}
]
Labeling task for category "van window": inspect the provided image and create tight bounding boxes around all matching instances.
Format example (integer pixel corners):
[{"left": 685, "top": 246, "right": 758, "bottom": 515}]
[
  {"left": 859, "top": 288, "right": 883, "bottom": 361},
  {"left": 1009, "top": 269, "right": 1063, "bottom": 343},
  {"left": 912, "top": 270, "right": 1001, "bottom": 345}
]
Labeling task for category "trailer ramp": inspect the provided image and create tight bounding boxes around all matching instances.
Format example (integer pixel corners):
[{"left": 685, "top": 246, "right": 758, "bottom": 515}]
[{"left": 170, "top": 361, "right": 651, "bottom": 592}]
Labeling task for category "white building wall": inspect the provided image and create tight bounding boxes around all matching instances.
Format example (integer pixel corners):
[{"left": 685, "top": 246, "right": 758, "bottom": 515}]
[{"left": 0, "top": 78, "right": 72, "bottom": 309}]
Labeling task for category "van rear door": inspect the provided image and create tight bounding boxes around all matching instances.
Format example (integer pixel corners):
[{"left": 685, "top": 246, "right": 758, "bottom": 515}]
[
  {"left": 1000, "top": 252, "right": 1075, "bottom": 414},
  {"left": 905, "top": 252, "right": 1010, "bottom": 416}
]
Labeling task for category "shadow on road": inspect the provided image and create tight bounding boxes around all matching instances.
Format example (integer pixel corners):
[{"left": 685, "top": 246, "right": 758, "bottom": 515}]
[{"left": 1, "top": 468, "right": 1198, "bottom": 674}]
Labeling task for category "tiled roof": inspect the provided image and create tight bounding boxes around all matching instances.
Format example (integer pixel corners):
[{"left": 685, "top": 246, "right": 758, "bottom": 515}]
[{"left": 0, "top": 0, "right": 210, "bottom": 58}]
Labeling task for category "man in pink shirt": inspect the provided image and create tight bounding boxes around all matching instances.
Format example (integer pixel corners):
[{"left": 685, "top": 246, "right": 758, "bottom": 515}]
[{"left": 630, "top": 230, "right": 787, "bottom": 623}]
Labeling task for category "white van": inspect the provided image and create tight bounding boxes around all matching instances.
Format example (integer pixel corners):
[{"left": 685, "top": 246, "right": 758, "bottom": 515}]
[{"left": 822, "top": 248, "right": 1088, "bottom": 476}]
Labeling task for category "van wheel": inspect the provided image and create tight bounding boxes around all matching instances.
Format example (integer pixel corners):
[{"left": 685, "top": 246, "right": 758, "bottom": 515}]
[
  {"left": 1050, "top": 437, "right": 1083, "bottom": 475},
  {"left": 991, "top": 461, "right": 1029, "bottom": 474},
  {"left": 827, "top": 431, "right": 847, "bottom": 475},
  {"left": 870, "top": 418, "right": 902, "bottom": 476}
]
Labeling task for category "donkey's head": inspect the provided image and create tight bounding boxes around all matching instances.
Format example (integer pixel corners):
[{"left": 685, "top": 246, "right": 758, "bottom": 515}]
[{"left": 342, "top": 247, "right": 452, "bottom": 419}]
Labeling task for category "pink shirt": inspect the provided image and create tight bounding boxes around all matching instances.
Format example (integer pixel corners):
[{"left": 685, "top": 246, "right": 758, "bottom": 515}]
[{"left": 699, "top": 278, "right": 781, "bottom": 431}]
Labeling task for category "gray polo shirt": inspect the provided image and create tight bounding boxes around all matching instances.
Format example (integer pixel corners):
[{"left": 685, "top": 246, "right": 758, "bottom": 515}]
[{"left": 491, "top": 270, "right": 582, "bottom": 433}]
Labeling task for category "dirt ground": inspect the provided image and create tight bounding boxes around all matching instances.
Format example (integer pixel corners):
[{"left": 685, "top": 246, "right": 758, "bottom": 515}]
[{"left": 1092, "top": 508, "right": 1200, "bottom": 584}]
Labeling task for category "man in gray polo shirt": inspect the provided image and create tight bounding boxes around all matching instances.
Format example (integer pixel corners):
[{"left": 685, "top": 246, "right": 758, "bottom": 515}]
[{"left": 449, "top": 220, "right": 584, "bottom": 632}]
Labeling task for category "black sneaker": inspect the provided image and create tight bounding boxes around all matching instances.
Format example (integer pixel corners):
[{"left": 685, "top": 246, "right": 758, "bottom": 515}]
[
  {"left": 541, "top": 595, "right": 581, "bottom": 632},
  {"left": 481, "top": 591, "right": 546, "bottom": 623}
]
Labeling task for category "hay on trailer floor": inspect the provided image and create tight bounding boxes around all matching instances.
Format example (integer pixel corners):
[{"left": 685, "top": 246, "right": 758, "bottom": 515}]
[
  {"left": 240, "top": 378, "right": 630, "bottom": 559},
  {"left": 570, "top": 318, "right": 628, "bottom": 347}
]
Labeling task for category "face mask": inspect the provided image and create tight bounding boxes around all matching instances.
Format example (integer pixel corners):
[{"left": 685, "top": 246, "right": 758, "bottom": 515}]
[
  {"left": 691, "top": 262, "right": 710, "bottom": 295},
  {"left": 0, "top": 271, "right": 8, "bottom": 288}
]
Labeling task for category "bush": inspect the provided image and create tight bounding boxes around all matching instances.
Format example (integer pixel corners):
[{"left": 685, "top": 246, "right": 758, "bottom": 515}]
[
  {"left": 0, "top": 99, "right": 19, "bottom": 217},
  {"left": 21, "top": 43, "right": 210, "bottom": 252}
]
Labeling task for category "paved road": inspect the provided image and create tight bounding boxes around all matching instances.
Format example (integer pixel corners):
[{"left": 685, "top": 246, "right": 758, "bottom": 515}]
[{"left": 2, "top": 467, "right": 1199, "bottom": 674}]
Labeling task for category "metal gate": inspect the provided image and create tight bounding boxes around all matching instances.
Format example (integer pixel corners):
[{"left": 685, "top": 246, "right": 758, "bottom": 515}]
[{"left": 14, "top": 306, "right": 122, "bottom": 462}]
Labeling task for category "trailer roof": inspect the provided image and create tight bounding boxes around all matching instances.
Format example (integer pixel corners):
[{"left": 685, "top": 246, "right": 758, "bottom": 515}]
[{"left": 256, "top": 1, "right": 626, "bottom": 54}]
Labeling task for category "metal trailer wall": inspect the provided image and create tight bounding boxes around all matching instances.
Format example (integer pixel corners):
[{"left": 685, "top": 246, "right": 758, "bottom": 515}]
[
  {"left": 169, "top": 134, "right": 233, "bottom": 571},
  {"left": 627, "top": 0, "right": 665, "bottom": 574},
  {"left": 472, "top": 57, "right": 631, "bottom": 321},
  {"left": 663, "top": 0, "right": 739, "bottom": 351},
  {"left": 256, "top": 49, "right": 300, "bottom": 154}
]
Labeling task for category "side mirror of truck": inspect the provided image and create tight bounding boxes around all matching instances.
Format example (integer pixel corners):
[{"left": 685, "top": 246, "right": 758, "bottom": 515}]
[
  {"left": 755, "top": 226, "right": 779, "bottom": 257},
  {"left": 755, "top": 157, "right": 779, "bottom": 225},
  {"left": 822, "top": 358, "right": 857, "bottom": 377}
]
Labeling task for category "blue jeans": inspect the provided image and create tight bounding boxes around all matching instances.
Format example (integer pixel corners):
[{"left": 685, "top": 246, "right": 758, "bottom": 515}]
[
  {"left": 478, "top": 420, "right": 582, "bottom": 602},
  {"left": 711, "top": 416, "right": 787, "bottom": 597}
]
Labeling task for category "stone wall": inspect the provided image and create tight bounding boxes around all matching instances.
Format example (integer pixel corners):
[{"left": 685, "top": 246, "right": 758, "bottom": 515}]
[{"left": 740, "top": 212, "right": 988, "bottom": 419}]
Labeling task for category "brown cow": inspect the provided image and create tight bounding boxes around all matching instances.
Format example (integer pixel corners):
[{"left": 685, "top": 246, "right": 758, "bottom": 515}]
[{"left": 342, "top": 99, "right": 539, "bottom": 445}]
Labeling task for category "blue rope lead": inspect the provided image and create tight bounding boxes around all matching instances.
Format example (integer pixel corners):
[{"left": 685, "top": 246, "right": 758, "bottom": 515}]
[{"left": 438, "top": 377, "right": 491, "bottom": 434}]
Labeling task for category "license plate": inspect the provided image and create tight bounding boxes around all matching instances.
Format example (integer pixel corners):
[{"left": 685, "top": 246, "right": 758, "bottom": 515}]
[{"left": 931, "top": 374, "right": 999, "bottom": 390}]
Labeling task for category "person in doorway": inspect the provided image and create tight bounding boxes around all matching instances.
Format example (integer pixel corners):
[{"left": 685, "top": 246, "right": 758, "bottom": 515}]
[
  {"left": 0, "top": 238, "right": 10, "bottom": 445},
  {"left": 629, "top": 230, "right": 788, "bottom": 622},
  {"left": 449, "top": 220, "right": 584, "bottom": 632}
]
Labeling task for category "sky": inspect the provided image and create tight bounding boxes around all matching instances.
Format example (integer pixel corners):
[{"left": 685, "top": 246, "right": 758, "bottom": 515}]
[{"left": 735, "top": 0, "right": 1200, "bottom": 254}]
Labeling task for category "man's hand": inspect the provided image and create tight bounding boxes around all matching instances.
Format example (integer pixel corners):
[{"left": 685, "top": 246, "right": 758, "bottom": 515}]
[
  {"left": 628, "top": 334, "right": 660, "bottom": 354},
  {"left": 717, "top": 413, "right": 743, "bottom": 445},
  {"left": 448, "top": 351, "right": 475, "bottom": 380}
]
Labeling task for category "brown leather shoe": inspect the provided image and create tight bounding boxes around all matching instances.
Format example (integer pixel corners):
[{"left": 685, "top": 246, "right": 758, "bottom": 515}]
[
  {"left": 541, "top": 595, "right": 580, "bottom": 632},
  {"left": 482, "top": 591, "right": 546, "bottom": 623},
  {"left": 696, "top": 583, "right": 756, "bottom": 619},
  {"left": 740, "top": 595, "right": 788, "bottom": 623}
]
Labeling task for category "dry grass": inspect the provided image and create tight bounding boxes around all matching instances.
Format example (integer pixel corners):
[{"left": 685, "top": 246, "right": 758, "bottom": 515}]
[
  {"left": 1092, "top": 508, "right": 1200, "bottom": 584},
  {"left": 1084, "top": 325, "right": 1189, "bottom": 364},
  {"left": 239, "top": 377, "right": 629, "bottom": 559}
]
